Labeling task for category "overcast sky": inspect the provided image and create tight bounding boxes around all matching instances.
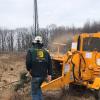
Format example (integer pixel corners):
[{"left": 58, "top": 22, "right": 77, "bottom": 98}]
[{"left": 0, "top": 0, "right": 100, "bottom": 29}]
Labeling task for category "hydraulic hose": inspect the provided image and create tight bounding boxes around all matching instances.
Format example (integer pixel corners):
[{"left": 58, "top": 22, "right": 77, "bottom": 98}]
[{"left": 70, "top": 51, "right": 86, "bottom": 81}]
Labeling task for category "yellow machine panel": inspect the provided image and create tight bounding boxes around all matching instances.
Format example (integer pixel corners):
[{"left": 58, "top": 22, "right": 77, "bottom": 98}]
[{"left": 41, "top": 32, "right": 100, "bottom": 99}]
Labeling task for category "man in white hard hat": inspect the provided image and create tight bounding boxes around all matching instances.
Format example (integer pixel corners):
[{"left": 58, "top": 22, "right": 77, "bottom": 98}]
[{"left": 26, "top": 36, "right": 52, "bottom": 100}]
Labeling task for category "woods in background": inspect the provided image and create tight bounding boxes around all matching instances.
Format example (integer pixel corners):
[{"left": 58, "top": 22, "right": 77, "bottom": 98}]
[{"left": 0, "top": 21, "right": 100, "bottom": 53}]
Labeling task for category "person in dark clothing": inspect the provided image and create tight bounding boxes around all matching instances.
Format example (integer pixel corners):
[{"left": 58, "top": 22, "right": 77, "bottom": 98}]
[{"left": 26, "top": 36, "right": 52, "bottom": 100}]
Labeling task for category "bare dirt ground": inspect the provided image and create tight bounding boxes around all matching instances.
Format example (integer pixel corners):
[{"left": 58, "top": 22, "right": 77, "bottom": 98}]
[
  {"left": 0, "top": 53, "right": 26, "bottom": 100},
  {"left": 0, "top": 53, "right": 96, "bottom": 100}
]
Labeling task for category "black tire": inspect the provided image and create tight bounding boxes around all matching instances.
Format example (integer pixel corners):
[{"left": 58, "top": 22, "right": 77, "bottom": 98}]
[
  {"left": 98, "top": 90, "right": 100, "bottom": 100},
  {"left": 94, "top": 90, "right": 100, "bottom": 100}
]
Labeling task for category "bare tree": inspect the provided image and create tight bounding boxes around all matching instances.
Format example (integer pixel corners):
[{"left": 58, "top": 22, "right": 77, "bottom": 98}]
[{"left": 7, "top": 31, "right": 14, "bottom": 52}]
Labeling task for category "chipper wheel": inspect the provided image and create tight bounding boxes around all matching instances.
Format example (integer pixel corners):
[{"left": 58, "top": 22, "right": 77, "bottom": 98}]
[
  {"left": 94, "top": 90, "right": 100, "bottom": 100},
  {"left": 67, "top": 84, "right": 96, "bottom": 100}
]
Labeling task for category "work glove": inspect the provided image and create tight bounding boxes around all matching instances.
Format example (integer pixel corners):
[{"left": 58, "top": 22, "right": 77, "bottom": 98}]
[{"left": 47, "top": 75, "right": 52, "bottom": 82}]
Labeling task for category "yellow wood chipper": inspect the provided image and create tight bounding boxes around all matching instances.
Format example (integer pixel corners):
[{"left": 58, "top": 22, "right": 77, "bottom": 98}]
[{"left": 41, "top": 32, "right": 100, "bottom": 99}]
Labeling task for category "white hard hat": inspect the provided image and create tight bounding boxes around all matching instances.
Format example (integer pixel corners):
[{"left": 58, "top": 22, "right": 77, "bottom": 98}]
[{"left": 33, "top": 36, "right": 43, "bottom": 44}]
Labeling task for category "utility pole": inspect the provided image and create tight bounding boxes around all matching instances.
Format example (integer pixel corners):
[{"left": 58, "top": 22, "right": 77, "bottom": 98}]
[{"left": 33, "top": 0, "right": 39, "bottom": 36}]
